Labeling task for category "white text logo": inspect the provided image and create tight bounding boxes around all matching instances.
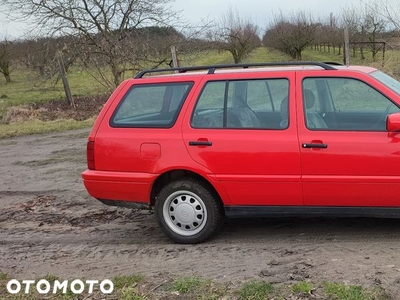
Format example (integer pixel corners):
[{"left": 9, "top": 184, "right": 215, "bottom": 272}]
[{"left": 6, "top": 279, "right": 114, "bottom": 295}]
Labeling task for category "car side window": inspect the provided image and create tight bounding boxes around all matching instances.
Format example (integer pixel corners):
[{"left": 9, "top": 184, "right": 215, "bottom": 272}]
[
  {"left": 110, "top": 82, "right": 192, "bottom": 128},
  {"left": 302, "top": 79, "right": 320, "bottom": 112},
  {"left": 303, "top": 77, "right": 400, "bottom": 131},
  {"left": 191, "top": 79, "right": 289, "bottom": 129}
]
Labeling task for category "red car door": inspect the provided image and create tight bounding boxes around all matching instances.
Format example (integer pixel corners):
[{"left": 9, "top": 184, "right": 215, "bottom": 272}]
[
  {"left": 182, "top": 71, "right": 302, "bottom": 206},
  {"left": 296, "top": 70, "right": 400, "bottom": 207}
]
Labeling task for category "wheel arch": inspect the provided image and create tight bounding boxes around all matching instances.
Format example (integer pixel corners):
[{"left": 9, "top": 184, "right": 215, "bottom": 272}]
[{"left": 150, "top": 169, "right": 224, "bottom": 210}]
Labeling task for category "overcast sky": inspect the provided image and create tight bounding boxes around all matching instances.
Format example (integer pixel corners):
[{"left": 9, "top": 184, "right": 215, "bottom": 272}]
[{"left": 0, "top": 0, "right": 399, "bottom": 39}]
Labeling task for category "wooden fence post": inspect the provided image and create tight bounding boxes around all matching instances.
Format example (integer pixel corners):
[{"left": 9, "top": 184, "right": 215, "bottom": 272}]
[
  {"left": 344, "top": 28, "right": 350, "bottom": 66},
  {"left": 170, "top": 46, "right": 179, "bottom": 73},
  {"left": 57, "top": 50, "right": 74, "bottom": 107}
]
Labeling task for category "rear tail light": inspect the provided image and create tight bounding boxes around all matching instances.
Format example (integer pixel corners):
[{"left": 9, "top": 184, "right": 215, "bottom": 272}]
[{"left": 87, "top": 141, "right": 95, "bottom": 170}]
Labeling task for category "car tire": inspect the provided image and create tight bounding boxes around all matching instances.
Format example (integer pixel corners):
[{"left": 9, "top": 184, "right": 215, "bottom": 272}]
[{"left": 155, "top": 179, "right": 224, "bottom": 244}]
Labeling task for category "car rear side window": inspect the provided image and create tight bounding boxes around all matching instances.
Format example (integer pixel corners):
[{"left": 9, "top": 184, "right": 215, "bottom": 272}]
[
  {"left": 191, "top": 79, "right": 289, "bottom": 129},
  {"left": 111, "top": 82, "right": 193, "bottom": 128}
]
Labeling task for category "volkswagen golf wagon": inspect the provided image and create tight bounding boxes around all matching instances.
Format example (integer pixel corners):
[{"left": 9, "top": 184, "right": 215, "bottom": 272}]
[{"left": 82, "top": 62, "right": 400, "bottom": 243}]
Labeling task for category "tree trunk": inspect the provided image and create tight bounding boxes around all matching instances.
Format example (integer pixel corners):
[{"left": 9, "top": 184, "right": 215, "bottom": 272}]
[
  {"left": 296, "top": 50, "right": 302, "bottom": 61},
  {"left": 372, "top": 51, "right": 376, "bottom": 61},
  {"left": 1, "top": 64, "right": 11, "bottom": 83},
  {"left": 4, "top": 72, "right": 11, "bottom": 83},
  {"left": 113, "top": 72, "right": 121, "bottom": 88},
  {"left": 110, "top": 63, "right": 122, "bottom": 88},
  {"left": 229, "top": 50, "right": 240, "bottom": 64}
]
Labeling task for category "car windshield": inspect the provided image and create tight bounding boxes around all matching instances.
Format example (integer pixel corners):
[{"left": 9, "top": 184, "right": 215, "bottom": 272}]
[{"left": 370, "top": 70, "right": 400, "bottom": 96}]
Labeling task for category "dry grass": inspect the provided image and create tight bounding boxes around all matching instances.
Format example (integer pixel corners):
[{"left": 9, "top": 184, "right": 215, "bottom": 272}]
[
  {"left": 3, "top": 106, "right": 48, "bottom": 124},
  {"left": 0, "top": 118, "right": 94, "bottom": 138}
]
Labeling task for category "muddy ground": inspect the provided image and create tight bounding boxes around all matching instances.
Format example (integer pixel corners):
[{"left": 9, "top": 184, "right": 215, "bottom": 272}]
[{"left": 2, "top": 128, "right": 400, "bottom": 296}]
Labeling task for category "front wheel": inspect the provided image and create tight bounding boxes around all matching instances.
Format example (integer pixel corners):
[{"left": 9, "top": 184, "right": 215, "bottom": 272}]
[{"left": 155, "top": 179, "right": 223, "bottom": 244}]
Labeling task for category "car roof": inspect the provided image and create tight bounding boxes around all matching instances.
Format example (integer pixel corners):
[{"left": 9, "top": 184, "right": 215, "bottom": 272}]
[
  {"left": 134, "top": 63, "right": 378, "bottom": 79},
  {"left": 334, "top": 65, "right": 377, "bottom": 73}
]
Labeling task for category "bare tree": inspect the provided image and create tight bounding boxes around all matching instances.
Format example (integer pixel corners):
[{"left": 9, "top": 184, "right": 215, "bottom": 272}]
[
  {"left": 263, "top": 11, "right": 316, "bottom": 60},
  {"left": 341, "top": 3, "right": 388, "bottom": 61},
  {"left": 1, "top": 0, "right": 179, "bottom": 88},
  {"left": 75, "top": 25, "right": 185, "bottom": 87},
  {"left": 364, "top": 9, "right": 387, "bottom": 60},
  {"left": 13, "top": 37, "right": 58, "bottom": 77},
  {"left": 378, "top": 0, "right": 400, "bottom": 30},
  {"left": 0, "top": 39, "right": 13, "bottom": 83},
  {"left": 216, "top": 8, "right": 261, "bottom": 64},
  {"left": 8, "top": 35, "right": 78, "bottom": 92},
  {"left": 313, "top": 16, "right": 343, "bottom": 55}
]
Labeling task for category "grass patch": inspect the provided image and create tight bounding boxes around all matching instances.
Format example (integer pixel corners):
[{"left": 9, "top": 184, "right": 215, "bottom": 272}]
[
  {"left": 0, "top": 275, "right": 394, "bottom": 300},
  {"left": 168, "top": 277, "right": 228, "bottom": 299},
  {"left": 302, "top": 48, "right": 343, "bottom": 63},
  {"left": 247, "top": 47, "right": 292, "bottom": 63},
  {"left": 114, "top": 275, "right": 146, "bottom": 300},
  {"left": 169, "top": 277, "right": 202, "bottom": 293},
  {"left": 292, "top": 281, "right": 313, "bottom": 295},
  {"left": 0, "top": 67, "right": 108, "bottom": 118},
  {"left": 43, "top": 274, "right": 59, "bottom": 282},
  {"left": 119, "top": 287, "right": 148, "bottom": 300},
  {"left": 180, "top": 47, "right": 293, "bottom": 67},
  {"left": 183, "top": 50, "right": 233, "bottom": 66},
  {"left": 324, "top": 282, "right": 389, "bottom": 300},
  {"left": 0, "top": 118, "right": 94, "bottom": 138},
  {"left": 113, "top": 275, "right": 144, "bottom": 290},
  {"left": 238, "top": 280, "right": 274, "bottom": 300}
]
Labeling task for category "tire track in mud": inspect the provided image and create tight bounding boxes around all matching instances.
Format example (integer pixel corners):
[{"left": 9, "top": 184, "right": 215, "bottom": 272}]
[
  {"left": 3, "top": 211, "right": 400, "bottom": 286},
  {"left": 2, "top": 226, "right": 400, "bottom": 287}
]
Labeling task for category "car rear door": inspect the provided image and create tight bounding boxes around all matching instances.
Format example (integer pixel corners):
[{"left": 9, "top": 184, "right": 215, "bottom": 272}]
[
  {"left": 296, "top": 70, "right": 400, "bottom": 207},
  {"left": 182, "top": 71, "right": 303, "bottom": 206}
]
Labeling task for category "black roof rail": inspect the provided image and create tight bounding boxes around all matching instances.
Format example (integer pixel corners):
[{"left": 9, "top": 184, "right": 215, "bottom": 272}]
[
  {"left": 322, "top": 61, "right": 343, "bottom": 66},
  {"left": 134, "top": 61, "right": 337, "bottom": 78}
]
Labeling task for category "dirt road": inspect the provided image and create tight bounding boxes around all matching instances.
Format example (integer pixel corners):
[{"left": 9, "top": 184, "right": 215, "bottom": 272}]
[{"left": 1, "top": 129, "right": 400, "bottom": 294}]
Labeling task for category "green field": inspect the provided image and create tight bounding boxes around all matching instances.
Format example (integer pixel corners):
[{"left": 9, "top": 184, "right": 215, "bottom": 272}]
[{"left": 0, "top": 47, "right": 399, "bottom": 137}]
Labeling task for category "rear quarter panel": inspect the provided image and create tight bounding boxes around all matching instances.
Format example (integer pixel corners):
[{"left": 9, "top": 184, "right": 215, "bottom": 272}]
[{"left": 88, "top": 75, "right": 232, "bottom": 204}]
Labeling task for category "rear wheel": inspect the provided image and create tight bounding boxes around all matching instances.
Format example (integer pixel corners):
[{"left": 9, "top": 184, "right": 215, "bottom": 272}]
[{"left": 155, "top": 179, "right": 223, "bottom": 244}]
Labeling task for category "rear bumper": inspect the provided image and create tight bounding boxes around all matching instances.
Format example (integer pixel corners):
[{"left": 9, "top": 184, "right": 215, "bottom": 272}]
[{"left": 82, "top": 170, "right": 158, "bottom": 204}]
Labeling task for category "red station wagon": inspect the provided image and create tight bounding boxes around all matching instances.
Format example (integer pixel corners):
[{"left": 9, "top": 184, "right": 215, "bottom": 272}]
[{"left": 82, "top": 62, "right": 400, "bottom": 243}]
